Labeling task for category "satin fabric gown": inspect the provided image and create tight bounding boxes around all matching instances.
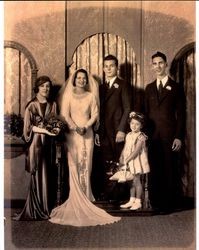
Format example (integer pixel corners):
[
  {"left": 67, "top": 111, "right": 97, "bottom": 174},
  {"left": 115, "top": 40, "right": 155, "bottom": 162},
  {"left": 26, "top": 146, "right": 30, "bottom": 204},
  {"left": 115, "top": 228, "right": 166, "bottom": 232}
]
[
  {"left": 49, "top": 91, "right": 121, "bottom": 226},
  {"left": 13, "top": 98, "right": 57, "bottom": 220}
]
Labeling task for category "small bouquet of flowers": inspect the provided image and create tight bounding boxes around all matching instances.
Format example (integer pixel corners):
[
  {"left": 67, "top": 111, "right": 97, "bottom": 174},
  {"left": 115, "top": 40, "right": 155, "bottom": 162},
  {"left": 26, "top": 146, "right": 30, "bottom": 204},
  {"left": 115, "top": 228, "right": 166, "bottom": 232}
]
[
  {"left": 35, "top": 114, "right": 67, "bottom": 135},
  {"left": 44, "top": 114, "right": 67, "bottom": 135}
]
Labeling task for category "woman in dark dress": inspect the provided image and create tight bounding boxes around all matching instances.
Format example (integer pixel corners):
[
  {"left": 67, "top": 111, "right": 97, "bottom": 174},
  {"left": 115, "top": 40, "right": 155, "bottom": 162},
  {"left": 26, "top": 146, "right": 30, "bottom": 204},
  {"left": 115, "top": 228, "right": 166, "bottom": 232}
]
[{"left": 13, "top": 76, "right": 59, "bottom": 220}]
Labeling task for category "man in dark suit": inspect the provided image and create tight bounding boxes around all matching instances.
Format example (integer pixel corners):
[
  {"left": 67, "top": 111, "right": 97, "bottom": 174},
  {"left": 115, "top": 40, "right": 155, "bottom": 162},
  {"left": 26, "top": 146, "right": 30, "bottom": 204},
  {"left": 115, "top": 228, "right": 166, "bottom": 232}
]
[
  {"left": 95, "top": 54, "right": 132, "bottom": 201},
  {"left": 144, "top": 51, "right": 185, "bottom": 214}
]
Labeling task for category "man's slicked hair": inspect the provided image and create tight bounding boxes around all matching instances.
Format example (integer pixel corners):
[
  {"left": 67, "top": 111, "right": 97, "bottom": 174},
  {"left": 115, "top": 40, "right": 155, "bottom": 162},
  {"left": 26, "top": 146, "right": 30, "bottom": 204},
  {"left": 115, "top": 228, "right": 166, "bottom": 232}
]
[
  {"left": 104, "top": 54, "right": 118, "bottom": 67},
  {"left": 152, "top": 51, "right": 167, "bottom": 62}
]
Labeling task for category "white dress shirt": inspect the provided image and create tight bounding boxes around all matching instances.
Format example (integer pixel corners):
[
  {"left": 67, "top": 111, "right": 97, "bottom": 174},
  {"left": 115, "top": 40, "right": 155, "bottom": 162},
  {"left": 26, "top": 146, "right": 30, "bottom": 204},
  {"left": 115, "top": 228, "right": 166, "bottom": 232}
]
[
  {"left": 156, "top": 75, "right": 168, "bottom": 89},
  {"left": 106, "top": 76, "right": 117, "bottom": 88}
]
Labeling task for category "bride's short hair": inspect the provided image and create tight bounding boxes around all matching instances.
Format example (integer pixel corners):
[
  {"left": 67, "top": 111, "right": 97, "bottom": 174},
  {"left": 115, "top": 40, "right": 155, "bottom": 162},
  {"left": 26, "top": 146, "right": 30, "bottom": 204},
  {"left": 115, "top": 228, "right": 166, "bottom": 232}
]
[{"left": 73, "top": 69, "right": 89, "bottom": 86}]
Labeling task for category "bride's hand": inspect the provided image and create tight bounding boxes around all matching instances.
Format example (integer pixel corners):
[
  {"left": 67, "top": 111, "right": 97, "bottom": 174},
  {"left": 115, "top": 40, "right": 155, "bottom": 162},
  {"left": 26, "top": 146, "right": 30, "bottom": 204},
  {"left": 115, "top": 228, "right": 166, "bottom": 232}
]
[{"left": 76, "top": 127, "right": 86, "bottom": 135}]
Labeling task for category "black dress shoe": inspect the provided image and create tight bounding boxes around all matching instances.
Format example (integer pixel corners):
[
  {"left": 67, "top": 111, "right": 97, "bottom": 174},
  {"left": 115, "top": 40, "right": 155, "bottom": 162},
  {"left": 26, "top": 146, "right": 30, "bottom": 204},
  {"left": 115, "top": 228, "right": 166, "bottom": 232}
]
[
  {"left": 158, "top": 208, "right": 173, "bottom": 215},
  {"left": 108, "top": 200, "right": 119, "bottom": 205},
  {"left": 150, "top": 207, "right": 160, "bottom": 215}
]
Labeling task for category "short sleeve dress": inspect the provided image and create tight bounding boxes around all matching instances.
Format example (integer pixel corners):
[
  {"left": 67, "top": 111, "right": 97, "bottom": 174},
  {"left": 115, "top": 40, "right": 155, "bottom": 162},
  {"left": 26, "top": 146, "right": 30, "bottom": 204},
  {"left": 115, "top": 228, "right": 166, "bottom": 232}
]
[{"left": 122, "top": 131, "right": 150, "bottom": 174}]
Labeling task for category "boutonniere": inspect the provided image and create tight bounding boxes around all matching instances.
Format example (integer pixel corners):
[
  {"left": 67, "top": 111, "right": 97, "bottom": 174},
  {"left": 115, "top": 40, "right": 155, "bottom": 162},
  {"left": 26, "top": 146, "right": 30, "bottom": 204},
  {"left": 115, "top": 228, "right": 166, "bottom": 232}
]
[
  {"left": 166, "top": 86, "right": 172, "bottom": 90},
  {"left": 113, "top": 83, "right": 119, "bottom": 89}
]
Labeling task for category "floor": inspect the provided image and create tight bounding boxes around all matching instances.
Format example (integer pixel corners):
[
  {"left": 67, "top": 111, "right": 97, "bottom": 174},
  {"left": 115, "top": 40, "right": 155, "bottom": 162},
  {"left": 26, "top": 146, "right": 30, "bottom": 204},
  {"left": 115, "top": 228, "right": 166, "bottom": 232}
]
[{"left": 4, "top": 203, "right": 196, "bottom": 250}]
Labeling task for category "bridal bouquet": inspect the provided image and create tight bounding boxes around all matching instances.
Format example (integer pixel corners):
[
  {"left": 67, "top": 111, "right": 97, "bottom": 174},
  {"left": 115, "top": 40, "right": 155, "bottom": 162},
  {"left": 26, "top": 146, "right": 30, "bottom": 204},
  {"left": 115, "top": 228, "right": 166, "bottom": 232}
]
[
  {"left": 45, "top": 115, "right": 67, "bottom": 135},
  {"left": 35, "top": 114, "right": 67, "bottom": 135}
]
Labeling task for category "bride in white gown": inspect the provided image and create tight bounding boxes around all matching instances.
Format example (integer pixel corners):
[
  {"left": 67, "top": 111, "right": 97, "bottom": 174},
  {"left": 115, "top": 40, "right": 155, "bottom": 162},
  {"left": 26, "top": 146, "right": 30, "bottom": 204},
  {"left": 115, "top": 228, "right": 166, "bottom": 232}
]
[{"left": 49, "top": 69, "right": 121, "bottom": 226}]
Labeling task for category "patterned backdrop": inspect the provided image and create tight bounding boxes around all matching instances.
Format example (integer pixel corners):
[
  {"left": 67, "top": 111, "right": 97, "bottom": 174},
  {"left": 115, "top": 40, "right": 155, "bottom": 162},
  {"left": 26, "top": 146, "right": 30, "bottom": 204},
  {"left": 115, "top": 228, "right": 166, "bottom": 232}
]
[
  {"left": 4, "top": 47, "right": 32, "bottom": 116},
  {"left": 69, "top": 33, "right": 140, "bottom": 95}
]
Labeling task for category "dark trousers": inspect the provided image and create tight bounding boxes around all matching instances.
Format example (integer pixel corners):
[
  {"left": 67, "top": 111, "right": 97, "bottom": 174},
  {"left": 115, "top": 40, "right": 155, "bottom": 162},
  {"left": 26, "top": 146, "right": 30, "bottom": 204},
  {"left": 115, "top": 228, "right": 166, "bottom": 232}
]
[
  {"left": 91, "top": 145, "right": 105, "bottom": 200},
  {"left": 100, "top": 133, "right": 124, "bottom": 163},
  {"left": 148, "top": 138, "right": 181, "bottom": 211},
  {"left": 99, "top": 133, "right": 129, "bottom": 201}
]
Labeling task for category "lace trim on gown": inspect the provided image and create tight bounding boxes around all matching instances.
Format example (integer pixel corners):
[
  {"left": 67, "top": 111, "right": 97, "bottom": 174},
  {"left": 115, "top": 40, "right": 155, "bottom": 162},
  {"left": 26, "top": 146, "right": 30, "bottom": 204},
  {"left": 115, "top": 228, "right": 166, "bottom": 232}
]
[{"left": 78, "top": 138, "right": 87, "bottom": 195}]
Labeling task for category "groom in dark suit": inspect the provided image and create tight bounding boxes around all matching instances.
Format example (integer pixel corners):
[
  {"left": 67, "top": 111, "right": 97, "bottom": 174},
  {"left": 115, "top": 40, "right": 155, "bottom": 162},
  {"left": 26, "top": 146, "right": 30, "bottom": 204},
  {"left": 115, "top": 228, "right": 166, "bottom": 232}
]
[
  {"left": 96, "top": 54, "right": 132, "bottom": 201},
  {"left": 144, "top": 51, "right": 185, "bottom": 214}
]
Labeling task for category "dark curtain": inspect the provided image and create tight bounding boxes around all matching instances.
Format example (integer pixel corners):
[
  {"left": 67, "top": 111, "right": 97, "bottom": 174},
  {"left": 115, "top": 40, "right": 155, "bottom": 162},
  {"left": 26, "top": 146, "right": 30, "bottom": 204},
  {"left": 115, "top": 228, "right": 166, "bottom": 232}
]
[{"left": 170, "top": 43, "right": 195, "bottom": 198}]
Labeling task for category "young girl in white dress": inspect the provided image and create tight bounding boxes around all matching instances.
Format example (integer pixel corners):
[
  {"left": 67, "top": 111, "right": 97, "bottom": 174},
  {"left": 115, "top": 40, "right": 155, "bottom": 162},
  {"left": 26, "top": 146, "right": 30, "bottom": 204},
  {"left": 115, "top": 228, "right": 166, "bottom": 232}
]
[{"left": 119, "top": 111, "right": 150, "bottom": 210}]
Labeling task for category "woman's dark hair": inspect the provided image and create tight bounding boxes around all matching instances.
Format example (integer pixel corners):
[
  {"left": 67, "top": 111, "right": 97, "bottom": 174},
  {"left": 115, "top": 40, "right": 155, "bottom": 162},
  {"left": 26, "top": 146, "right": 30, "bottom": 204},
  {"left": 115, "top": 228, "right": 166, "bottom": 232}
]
[
  {"left": 34, "top": 75, "right": 53, "bottom": 93},
  {"left": 73, "top": 69, "right": 89, "bottom": 86},
  {"left": 103, "top": 54, "right": 118, "bottom": 67}
]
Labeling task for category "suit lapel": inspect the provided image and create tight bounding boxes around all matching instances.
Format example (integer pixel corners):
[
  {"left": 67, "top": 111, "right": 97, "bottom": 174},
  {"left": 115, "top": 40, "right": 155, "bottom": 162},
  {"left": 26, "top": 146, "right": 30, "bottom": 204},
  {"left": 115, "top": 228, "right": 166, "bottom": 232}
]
[
  {"left": 158, "top": 77, "right": 172, "bottom": 104},
  {"left": 100, "top": 83, "right": 108, "bottom": 105},
  {"left": 105, "top": 77, "right": 119, "bottom": 101},
  {"left": 151, "top": 81, "right": 160, "bottom": 105}
]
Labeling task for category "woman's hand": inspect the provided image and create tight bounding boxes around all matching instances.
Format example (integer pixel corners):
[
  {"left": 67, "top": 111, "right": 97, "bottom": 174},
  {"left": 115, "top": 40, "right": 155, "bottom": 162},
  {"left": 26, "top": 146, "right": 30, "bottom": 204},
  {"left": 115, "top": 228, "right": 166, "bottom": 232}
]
[
  {"left": 120, "top": 165, "right": 127, "bottom": 171},
  {"left": 76, "top": 127, "right": 87, "bottom": 135},
  {"left": 33, "top": 126, "right": 56, "bottom": 136},
  {"left": 51, "top": 127, "right": 61, "bottom": 135},
  {"left": 119, "top": 156, "right": 124, "bottom": 165},
  {"left": 45, "top": 129, "right": 57, "bottom": 136}
]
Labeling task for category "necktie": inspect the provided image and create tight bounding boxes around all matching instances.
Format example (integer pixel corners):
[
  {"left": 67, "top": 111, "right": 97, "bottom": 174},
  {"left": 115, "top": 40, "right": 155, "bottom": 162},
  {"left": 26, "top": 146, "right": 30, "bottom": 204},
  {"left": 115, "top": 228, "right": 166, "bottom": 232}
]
[
  {"left": 106, "top": 81, "right": 110, "bottom": 88},
  {"left": 159, "top": 80, "right": 163, "bottom": 95}
]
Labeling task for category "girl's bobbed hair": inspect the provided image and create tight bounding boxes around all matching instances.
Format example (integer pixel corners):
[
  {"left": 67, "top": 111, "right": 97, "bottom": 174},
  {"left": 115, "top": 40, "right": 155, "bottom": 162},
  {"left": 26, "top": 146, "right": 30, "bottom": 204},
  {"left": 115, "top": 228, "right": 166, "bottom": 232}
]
[{"left": 128, "top": 111, "right": 145, "bottom": 127}]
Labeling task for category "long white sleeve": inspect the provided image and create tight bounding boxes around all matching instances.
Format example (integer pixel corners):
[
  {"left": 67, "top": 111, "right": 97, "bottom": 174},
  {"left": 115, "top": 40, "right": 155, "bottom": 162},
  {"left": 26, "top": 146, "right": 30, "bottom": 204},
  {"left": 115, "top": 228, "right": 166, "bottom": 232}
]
[
  {"left": 61, "top": 94, "right": 77, "bottom": 130},
  {"left": 85, "top": 95, "right": 99, "bottom": 129}
]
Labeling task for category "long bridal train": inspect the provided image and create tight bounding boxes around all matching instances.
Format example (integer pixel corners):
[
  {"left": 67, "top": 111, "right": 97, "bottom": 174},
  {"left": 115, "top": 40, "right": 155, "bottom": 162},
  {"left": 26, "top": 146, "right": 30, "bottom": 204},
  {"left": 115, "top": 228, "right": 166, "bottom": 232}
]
[{"left": 49, "top": 152, "right": 121, "bottom": 226}]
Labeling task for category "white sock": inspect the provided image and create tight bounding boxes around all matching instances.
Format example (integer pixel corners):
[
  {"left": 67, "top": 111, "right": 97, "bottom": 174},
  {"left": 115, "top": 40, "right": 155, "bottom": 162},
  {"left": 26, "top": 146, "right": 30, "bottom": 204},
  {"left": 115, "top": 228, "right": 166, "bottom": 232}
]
[
  {"left": 130, "top": 197, "right": 136, "bottom": 202},
  {"left": 134, "top": 198, "right": 141, "bottom": 203}
]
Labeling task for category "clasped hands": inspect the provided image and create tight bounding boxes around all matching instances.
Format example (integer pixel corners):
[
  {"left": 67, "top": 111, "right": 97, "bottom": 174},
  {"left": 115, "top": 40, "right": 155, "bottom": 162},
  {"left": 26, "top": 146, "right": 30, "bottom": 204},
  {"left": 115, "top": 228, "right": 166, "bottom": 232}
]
[{"left": 76, "top": 126, "right": 87, "bottom": 136}]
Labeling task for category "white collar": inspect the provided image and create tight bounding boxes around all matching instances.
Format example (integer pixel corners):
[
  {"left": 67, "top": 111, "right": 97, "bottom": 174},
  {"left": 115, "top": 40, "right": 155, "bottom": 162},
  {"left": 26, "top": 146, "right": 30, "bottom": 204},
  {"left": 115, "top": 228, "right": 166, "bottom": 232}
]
[
  {"left": 157, "top": 75, "right": 168, "bottom": 88},
  {"left": 106, "top": 76, "right": 117, "bottom": 87}
]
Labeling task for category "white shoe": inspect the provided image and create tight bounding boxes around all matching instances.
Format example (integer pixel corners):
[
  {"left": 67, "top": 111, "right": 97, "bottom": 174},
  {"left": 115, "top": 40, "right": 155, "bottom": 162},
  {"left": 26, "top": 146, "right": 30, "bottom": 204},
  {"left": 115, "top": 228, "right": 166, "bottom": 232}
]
[
  {"left": 120, "top": 198, "right": 135, "bottom": 208},
  {"left": 130, "top": 200, "right": 142, "bottom": 210}
]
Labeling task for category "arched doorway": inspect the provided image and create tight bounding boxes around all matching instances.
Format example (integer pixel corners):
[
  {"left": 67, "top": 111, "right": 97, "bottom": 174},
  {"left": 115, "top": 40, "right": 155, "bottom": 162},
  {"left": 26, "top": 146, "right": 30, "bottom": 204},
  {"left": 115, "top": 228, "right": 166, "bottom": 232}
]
[
  {"left": 68, "top": 33, "right": 141, "bottom": 109},
  {"left": 170, "top": 42, "right": 195, "bottom": 199},
  {"left": 4, "top": 41, "right": 38, "bottom": 206},
  {"left": 4, "top": 41, "right": 38, "bottom": 153},
  {"left": 4, "top": 40, "right": 38, "bottom": 116}
]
